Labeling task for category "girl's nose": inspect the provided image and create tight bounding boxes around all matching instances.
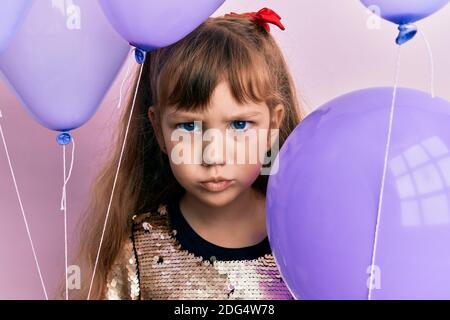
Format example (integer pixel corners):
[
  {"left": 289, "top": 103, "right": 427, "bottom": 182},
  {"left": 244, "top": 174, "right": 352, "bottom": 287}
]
[{"left": 201, "top": 129, "right": 226, "bottom": 166}]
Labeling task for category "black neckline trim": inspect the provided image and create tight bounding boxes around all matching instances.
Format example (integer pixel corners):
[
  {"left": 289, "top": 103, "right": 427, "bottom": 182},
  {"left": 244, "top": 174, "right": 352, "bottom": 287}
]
[{"left": 167, "top": 192, "right": 271, "bottom": 262}]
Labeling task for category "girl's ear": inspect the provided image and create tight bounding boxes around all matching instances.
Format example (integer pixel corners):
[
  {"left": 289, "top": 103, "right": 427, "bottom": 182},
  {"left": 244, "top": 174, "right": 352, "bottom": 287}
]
[
  {"left": 148, "top": 106, "right": 167, "bottom": 154},
  {"left": 268, "top": 104, "right": 285, "bottom": 149}
]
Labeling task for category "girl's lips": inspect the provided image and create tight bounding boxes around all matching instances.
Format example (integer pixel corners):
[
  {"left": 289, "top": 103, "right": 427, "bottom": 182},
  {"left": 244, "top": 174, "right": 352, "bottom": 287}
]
[{"left": 200, "top": 179, "right": 234, "bottom": 192}]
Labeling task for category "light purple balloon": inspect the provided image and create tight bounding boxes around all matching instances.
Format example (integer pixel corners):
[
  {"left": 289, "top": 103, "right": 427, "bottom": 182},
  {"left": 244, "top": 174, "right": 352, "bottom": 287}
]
[
  {"left": 0, "top": 0, "right": 31, "bottom": 53},
  {"left": 98, "top": 0, "right": 225, "bottom": 51},
  {"left": 0, "top": 0, "right": 129, "bottom": 132},
  {"left": 361, "top": 0, "right": 449, "bottom": 24},
  {"left": 267, "top": 87, "right": 450, "bottom": 299}
]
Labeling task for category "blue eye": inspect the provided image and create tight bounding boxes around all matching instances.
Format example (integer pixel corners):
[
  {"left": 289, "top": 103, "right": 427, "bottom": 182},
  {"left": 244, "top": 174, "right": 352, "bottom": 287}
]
[
  {"left": 177, "top": 122, "right": 201, "bottom": 132},
  {"left": 230, "top": 120, "right": 251, "bottom": 131}
]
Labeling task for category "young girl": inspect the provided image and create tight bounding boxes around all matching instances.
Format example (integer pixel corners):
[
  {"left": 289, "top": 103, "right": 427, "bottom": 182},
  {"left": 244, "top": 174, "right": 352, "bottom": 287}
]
[{"left": 75, "top": 8, "right": 303, "bottom": 300}]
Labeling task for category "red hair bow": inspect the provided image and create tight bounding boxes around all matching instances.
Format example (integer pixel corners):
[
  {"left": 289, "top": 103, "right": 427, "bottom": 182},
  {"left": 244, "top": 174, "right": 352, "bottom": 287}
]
[{"left": 225, "top": 7, "right": 285, "bottom": 33}]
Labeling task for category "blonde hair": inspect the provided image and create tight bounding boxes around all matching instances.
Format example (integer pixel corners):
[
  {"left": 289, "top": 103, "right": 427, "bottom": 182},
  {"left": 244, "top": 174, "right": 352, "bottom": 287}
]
[{"left": 66, "top": 14, "right": 303, "bottom": 299}]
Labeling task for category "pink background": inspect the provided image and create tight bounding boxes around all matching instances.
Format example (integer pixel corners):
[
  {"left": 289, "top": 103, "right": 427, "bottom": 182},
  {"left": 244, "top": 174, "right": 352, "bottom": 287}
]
[{"left": 1, "top": 0, "right": 450, "bottom": 299}]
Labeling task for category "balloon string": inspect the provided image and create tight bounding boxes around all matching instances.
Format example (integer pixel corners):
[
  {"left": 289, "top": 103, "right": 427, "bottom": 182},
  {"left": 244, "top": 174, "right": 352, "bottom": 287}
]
[
  {"left": 87, "top": 62, "right": 145, "bottom": 300},
  {"left": 60, "top": 138, "right": 75, "bottom": 300},
  {"left": 0, "top": 109, "right": 49, "bottom": 300},
  {"left": 368, "top": 46, "right": 402, "bottom": 300},
  {"left": 60, "top": 138, "right": 75, "bottom": 211},
  {"left": 418, "top": 29, "right": 436, "bottom": 98},
  {"left": 116, "top": 49, "right": 135, "bottom": 109},
  {"left": 63, "top": 145, "right": 67, "bottom": 300}
]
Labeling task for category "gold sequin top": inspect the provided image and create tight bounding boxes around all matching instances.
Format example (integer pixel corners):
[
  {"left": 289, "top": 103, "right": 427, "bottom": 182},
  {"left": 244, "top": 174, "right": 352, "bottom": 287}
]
[{"left": 105, "top": 202, "right": 293, "bottom": 300}]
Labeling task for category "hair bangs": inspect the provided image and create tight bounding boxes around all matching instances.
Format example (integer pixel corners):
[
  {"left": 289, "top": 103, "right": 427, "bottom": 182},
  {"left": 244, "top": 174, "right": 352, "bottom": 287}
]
[{"left": 155, "top": 22, "right": 273, "bottom": 112}]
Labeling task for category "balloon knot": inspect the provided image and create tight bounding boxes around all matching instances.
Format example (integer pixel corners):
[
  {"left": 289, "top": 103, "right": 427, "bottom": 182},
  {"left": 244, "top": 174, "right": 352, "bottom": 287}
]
[
  {"left": 133, "top": 47, "right": 147, "bottom": 64},
  {"left": 57, "top": 131, "right": 72, "bottom": 145},
  {"left": 396, "top": 23, "right": 417, "bottom": 45}
]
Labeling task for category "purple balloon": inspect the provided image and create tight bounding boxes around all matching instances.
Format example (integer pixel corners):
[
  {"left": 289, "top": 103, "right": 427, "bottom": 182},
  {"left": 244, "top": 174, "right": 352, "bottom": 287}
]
[
  {"left": 0, "top": 0, "right": 129, "bottom": 132},
  {"left": 0, "top": 0, "right": 31, "bottom": 53},
  {"left": 361, "top": 0, "right": 449, "bottom": 24},
  {"left": 267, "top": 87, "right": 450, "bottom": 299},
  {"left": 98, "top": 0, "right": 225, "bottom": 51}
]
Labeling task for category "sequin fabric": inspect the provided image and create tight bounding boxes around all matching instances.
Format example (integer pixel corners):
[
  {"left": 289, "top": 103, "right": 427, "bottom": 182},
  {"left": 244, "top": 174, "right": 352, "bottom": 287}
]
[{"left": 105, "top": 204, "right": 293, "bottom": 300}]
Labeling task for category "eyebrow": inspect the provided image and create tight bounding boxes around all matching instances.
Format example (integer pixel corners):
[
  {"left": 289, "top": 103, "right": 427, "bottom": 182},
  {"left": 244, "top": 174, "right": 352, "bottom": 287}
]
[
  {"left": 167, "top": 110, "right": 264, "bottom": 120},
  {"left": 167, "top": 110, "right": 203, "bottom": 118},
  {"left": 224, "top": 111, "right": 263, "bottom": 120}
]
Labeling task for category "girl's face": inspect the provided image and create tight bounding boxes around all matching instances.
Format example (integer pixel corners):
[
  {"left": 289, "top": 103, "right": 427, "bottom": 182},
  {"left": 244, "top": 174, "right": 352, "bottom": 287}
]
[{"left": 149, "top": 81, "right": 284, "bottom": 207}]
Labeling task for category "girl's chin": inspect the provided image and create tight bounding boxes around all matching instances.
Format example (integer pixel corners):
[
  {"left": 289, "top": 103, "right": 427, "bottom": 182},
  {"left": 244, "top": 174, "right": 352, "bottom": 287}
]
[{"left": 192, "top": 187, "right": 242, "bottom": 208}]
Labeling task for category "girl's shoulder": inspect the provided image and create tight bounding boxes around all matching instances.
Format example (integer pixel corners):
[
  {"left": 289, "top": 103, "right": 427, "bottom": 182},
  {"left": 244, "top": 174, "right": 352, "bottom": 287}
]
[
  {"left": 105, "top": 233, "right": 140, "bottom": 300},
  {"left": 131, "top": 203, "right": 171, "bottom": 233},
  {"left": 104, "top": 203, "right": 170, "bottom": 300}
]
